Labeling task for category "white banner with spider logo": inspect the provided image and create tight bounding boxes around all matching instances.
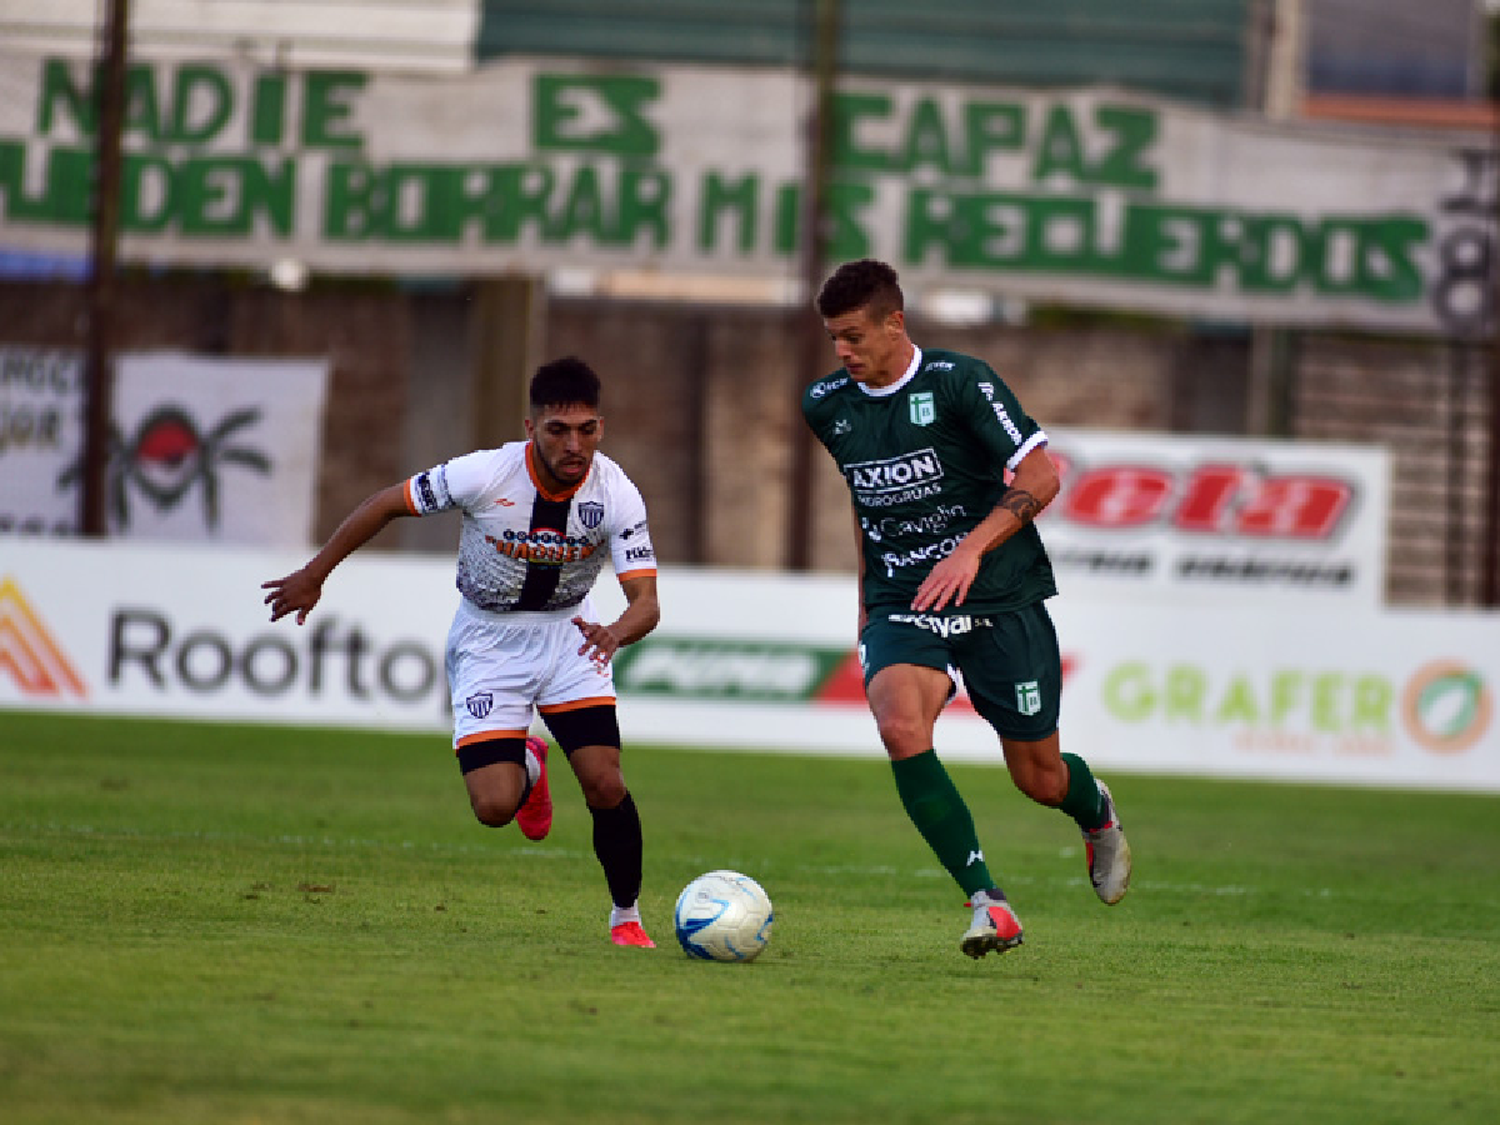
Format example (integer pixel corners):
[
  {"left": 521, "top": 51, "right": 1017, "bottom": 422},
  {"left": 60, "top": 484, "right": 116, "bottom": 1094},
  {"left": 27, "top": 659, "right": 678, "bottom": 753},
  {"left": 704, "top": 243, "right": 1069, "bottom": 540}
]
[{"left": 0, "top": 348, "right": 328, "bottom": 546}]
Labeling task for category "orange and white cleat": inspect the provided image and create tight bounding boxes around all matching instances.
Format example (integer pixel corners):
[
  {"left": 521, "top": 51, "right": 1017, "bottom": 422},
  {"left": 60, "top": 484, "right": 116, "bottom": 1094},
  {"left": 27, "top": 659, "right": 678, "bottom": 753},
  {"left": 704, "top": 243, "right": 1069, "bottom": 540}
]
[
  {"left": 515, "top": 736, "right": 553, "bottom": 842},
  {"left": 610, "top": 921, "right": 657, "bottom": 948}
]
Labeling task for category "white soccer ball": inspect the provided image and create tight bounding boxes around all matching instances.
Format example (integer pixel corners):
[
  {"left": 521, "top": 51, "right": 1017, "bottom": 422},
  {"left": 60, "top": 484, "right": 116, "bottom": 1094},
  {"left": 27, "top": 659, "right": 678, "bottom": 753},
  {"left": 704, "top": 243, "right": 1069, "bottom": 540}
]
[{"left": 673, "top": 869, "right": 774, "bottom": 962}]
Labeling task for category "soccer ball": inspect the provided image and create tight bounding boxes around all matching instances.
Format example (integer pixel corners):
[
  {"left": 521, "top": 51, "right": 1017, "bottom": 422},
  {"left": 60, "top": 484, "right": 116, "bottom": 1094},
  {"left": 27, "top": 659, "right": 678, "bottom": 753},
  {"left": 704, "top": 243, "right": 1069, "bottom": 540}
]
[{"left": 673, "top": 869, "right": 774, "bottom": 962}]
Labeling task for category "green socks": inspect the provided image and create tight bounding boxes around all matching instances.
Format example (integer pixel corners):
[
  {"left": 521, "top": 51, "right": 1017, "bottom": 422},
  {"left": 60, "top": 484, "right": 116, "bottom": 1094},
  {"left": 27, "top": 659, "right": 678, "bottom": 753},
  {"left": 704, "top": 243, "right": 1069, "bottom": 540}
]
[
  {"left": 1058, "top": 752, "right": 1108, "bottom": 830},
  {"left": 891, "top": 750, "right": 995, "bottom": 898}
]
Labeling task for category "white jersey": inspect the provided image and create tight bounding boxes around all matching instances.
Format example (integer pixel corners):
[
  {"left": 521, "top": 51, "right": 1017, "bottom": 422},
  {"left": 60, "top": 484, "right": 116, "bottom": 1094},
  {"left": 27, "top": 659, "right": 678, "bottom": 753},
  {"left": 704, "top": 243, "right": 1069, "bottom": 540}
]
[{"left": 404, "top": 441, "right": 656, "bottom": 614}]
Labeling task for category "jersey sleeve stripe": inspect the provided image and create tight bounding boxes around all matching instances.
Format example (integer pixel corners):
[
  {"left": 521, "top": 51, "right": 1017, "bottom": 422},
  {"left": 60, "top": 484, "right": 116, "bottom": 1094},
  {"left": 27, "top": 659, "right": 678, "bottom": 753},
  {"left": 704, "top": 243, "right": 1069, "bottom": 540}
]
[
  {"left": 616, "top": 567, "right": 657, "bottom": 582},
  {"left": 401, "top": 478, "right": 420, "bottom": 515},
  {"left": 1008, "top": 429, "right": 1048, "bottom": 473}
]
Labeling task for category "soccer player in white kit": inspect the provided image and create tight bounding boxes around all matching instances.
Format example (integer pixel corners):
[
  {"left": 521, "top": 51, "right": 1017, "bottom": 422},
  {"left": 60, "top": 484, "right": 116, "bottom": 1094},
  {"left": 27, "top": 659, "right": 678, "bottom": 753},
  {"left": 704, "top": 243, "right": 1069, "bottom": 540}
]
[{"left": 263, "top": 357, "right": 662, "bottom": 948}]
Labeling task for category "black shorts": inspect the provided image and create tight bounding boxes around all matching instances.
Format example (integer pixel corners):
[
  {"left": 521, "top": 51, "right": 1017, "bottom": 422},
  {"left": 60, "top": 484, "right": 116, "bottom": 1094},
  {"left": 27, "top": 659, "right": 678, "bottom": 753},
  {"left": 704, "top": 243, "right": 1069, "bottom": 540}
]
[{"left": 860, "top": 600, "right": 1063, "bottom": 741}]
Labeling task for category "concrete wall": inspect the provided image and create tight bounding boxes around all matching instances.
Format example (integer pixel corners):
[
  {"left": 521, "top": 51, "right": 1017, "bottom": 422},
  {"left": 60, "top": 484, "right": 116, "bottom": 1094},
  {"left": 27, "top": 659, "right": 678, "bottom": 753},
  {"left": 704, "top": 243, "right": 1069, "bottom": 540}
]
[{"left": 1, "top": 278, "right": 1491, "bottom": 606}]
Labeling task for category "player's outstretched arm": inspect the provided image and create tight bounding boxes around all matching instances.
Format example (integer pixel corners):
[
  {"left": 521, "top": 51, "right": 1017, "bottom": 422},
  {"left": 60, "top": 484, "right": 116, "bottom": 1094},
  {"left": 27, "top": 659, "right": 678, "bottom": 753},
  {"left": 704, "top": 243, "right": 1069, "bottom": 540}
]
[
  {"left": 573, "top": 574, "right": 660, "bottom": 665},
  {"left": 262, "top": 483, "right": 412, "bottom": 625}
]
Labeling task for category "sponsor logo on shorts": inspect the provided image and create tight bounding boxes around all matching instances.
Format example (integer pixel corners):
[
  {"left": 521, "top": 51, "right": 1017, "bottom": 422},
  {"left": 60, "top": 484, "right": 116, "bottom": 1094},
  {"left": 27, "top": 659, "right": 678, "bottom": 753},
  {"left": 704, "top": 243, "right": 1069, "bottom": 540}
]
[
  {"left": 465, "top": 691, "right": 493, "bottom": 719},
  {"left": 886, "top": 612, "right": 992, "bottom": 637}
]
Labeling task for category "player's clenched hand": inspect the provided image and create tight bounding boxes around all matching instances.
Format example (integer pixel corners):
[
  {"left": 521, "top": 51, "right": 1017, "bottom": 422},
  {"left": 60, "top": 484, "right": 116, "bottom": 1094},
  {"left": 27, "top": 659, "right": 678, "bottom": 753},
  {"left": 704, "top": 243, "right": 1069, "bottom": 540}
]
[
  {"left": 261, "top": 568, "right": 324, "bottom": 625},
  {"left": 573, "top": 617, "right": 622, "bottom": 665},
  {"left": 911, "top": 547, "right": 981, "bottom": 613}
]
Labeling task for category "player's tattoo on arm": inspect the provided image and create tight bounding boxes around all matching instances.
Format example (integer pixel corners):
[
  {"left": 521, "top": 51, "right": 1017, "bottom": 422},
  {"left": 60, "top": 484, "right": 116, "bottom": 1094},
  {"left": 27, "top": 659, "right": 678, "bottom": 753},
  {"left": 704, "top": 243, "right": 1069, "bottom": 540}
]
[{"left": 1000, "top": 488, "right": 1042, "bottom": 524}]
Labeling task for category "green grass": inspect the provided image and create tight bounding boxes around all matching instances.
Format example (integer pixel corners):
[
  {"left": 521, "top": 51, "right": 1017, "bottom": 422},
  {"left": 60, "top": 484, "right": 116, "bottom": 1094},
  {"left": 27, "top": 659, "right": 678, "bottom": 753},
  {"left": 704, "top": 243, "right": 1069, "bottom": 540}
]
[{"left": 2, "top": 710, "right": 1498, "bottom": 1125}]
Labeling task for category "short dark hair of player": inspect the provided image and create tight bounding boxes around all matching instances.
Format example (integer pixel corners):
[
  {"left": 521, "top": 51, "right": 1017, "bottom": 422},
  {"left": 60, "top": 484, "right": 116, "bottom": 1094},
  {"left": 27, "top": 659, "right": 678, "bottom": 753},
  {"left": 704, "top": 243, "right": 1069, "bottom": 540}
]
[
  {"left": 531, "top": 356, "right": 601, "bottom": 411},
  {"left": 816, "top": 259, "right": 905, "bottom": 321}
]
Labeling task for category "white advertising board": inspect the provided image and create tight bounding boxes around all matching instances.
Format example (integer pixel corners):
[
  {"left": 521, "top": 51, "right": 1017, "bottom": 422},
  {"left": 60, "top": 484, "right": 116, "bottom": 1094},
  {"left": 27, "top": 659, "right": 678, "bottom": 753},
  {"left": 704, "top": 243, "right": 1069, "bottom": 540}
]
[
  {"left": 1, "top": 540, "right": 1495, "bottom": 792},
  {"left": 1042, "top": 428, "right": 1389, "bottom": 606}
]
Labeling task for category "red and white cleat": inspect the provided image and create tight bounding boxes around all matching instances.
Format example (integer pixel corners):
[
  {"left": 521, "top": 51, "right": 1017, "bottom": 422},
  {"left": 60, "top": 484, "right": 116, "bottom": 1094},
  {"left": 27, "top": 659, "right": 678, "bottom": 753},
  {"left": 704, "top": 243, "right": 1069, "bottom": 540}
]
[
  {"left": 610, "top": 921, "right": 657, "bottom": 948},
  {"left": 515, "top": 736, "right": 553, "bottom": 842},
  {"left": 960, "top": 890, "right": 1024, "bottom": 959}
]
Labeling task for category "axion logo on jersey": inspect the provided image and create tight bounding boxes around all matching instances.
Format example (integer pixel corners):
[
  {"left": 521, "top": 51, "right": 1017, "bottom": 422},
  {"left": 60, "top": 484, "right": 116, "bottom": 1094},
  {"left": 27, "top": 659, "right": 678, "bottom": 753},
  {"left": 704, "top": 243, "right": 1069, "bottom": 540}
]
[
  {"left": 0, "top": 576, "right": 86, "bottom": 697},
  {"left": 989, "top": 401, "right": 1023, "bottom": 445},
  {"left": 846, "top": 449, "right": 944, "bottom": 505}
]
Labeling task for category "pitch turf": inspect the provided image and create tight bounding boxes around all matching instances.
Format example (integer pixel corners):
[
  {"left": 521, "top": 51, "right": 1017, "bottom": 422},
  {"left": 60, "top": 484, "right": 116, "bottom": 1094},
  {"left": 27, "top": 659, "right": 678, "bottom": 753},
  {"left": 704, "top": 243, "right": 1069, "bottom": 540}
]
[{"left": 2, "top": 711, "right": 1497, "bottom": 1125}]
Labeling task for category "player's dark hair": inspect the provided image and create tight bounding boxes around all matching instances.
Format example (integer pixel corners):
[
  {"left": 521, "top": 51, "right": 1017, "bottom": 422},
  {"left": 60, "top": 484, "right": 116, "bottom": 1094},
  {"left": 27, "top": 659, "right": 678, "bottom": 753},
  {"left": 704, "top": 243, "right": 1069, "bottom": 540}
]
[
  {"left": 815, "top": 259, "right": 904, "bottom": 320},
  {"left": 530, "top": 356, "right": 601, "bottom": 411}
]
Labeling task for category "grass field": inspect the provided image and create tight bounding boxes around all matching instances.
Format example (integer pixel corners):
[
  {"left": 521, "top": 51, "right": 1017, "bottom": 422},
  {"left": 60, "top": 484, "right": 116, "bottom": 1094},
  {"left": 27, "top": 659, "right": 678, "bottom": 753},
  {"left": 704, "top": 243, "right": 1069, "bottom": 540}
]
[{"left": 2, "top": 710, "right": 1498, "bottom": 1125}]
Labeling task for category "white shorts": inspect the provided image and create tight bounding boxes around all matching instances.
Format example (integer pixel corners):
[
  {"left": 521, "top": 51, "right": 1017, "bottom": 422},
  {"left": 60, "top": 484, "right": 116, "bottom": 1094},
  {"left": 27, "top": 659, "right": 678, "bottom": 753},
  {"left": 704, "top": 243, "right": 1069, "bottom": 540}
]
[{"left": 445, "top": 597, "right": 616, "bottom": 750}]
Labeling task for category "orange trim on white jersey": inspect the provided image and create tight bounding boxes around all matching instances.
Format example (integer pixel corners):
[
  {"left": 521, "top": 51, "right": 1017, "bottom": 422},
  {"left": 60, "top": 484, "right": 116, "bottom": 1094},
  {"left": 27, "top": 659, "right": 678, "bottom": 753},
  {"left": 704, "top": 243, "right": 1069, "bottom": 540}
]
[
  {"left": 454, "top": 728, "right": 531, "bottom": 748},
  {"left": 616, "top": 568, "right": 657, "bottom": 582},
  {"left": 525, "top": 441, "right": 588, "bottom": 503},
  {"left": 401, "top": 478, "right": 420, "bottom": 515},
  {"left": 537, "top": 695, "right": 616, "bottom": 714}
]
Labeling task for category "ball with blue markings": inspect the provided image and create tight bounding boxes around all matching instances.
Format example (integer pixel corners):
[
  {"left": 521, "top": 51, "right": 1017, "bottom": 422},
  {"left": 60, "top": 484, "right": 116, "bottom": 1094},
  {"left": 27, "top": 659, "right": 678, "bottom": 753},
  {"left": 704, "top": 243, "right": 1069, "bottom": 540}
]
[{"left": 673, "top": 870, "right": 774, "bottom": 962}]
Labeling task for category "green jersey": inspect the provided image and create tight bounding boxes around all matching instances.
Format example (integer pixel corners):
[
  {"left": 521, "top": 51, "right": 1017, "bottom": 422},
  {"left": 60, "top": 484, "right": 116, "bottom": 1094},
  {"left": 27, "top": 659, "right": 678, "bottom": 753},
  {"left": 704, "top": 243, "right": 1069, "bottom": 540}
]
[{"left": 802, "top": 346, "right": 1057, "bottom": 615}]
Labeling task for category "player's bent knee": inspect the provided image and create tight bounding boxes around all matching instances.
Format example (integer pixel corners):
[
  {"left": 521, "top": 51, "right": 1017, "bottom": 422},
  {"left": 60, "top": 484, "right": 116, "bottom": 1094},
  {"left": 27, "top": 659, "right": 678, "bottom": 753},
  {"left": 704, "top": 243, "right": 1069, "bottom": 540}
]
[
  {"left": 457, "top": 736, "right": 529, "bottom": 827},
  {"left": 469, "top": 795, "right": 519, "bottom": 828},
  {"left": 875, "top": 715, "right": 931, "bottom": 757},
  {"left": 580, "top": 771, "right": 628, "bottom": 810},
  {"left": 1010, "top": 763, "right": 1067, "bottom": 806}
]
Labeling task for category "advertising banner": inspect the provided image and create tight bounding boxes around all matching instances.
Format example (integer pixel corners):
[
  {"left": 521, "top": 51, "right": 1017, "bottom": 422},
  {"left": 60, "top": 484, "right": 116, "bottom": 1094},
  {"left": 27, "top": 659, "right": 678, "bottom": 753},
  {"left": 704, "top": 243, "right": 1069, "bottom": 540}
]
[
  {"left": 0, "top": 348, "right": 328, "bottom": 545},
  {"left": 0, "top": 346, "right": 82, "bottom": 535},
  {"left": 0, "top": 53, "right": 1492, "bottom": 336},
  {"left": 2, "top": 540, "right": 1495, "bottom": 792},
  {"left": 1041, "top": 428, "right": 1389, "bottom": 606}
]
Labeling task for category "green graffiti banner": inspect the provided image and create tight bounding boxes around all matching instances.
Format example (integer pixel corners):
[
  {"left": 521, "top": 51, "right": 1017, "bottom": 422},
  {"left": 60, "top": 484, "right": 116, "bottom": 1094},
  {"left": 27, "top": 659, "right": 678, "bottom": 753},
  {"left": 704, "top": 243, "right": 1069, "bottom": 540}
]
[{"left": 0, "top": 54, "right": 1490, "bottom": 336}]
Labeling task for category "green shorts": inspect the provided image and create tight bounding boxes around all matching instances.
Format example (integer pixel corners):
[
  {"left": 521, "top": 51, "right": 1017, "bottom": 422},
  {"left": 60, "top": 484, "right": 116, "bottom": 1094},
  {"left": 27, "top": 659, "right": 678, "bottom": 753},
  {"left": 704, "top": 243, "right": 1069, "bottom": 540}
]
[{"left": 859, "top": 600, "right": 1063, "bottom": 741}]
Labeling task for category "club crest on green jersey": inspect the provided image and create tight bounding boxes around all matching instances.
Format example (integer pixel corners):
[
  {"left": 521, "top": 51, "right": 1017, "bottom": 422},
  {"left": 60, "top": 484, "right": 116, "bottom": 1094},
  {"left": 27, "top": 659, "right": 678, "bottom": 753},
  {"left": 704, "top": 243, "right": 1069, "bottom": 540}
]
[{"left": 909, "top": 392, "right": 935, "bottom": 426}]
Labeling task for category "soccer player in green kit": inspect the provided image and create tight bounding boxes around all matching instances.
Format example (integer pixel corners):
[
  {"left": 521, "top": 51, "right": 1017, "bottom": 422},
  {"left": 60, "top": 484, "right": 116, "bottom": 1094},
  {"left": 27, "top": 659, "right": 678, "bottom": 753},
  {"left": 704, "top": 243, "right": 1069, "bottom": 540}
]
[{"left": 803, "top": 259, "right": 1131, "bottom": 959}]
